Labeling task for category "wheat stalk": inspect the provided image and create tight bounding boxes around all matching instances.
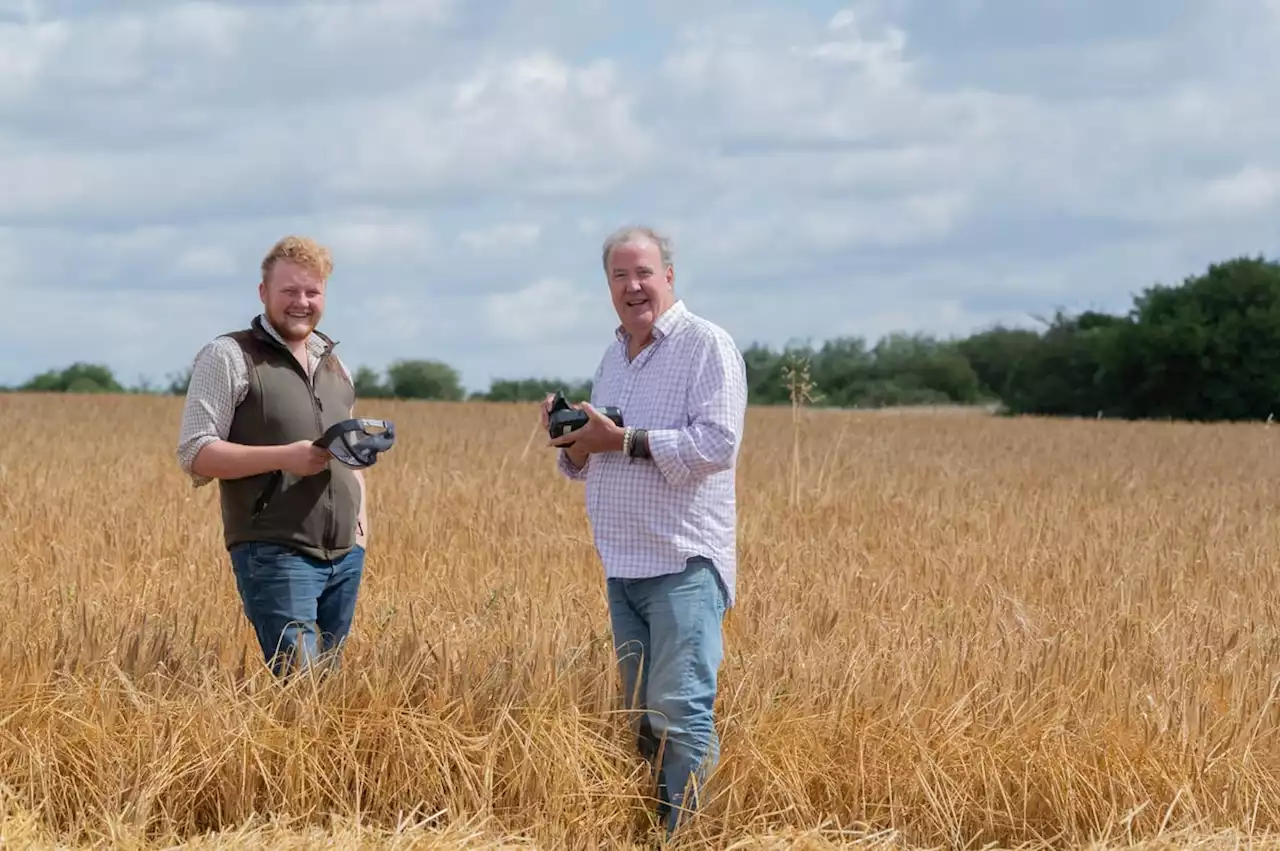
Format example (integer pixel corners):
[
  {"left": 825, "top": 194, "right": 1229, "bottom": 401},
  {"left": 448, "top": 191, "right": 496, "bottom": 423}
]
[{"left": 0, "top": 393, "right": 1277, "bottom": 848}]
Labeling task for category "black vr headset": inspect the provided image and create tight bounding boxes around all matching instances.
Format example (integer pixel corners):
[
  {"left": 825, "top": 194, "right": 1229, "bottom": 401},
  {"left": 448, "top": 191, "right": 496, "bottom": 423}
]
[
  {"left": 316, "top": 418, "right": 396, "bottom": 469},
  {"left": 546, "top": 390, "right": 622, "bottom": 443},
  {"left": 252, "top": 418, "right": 396, "bottom": 519}
]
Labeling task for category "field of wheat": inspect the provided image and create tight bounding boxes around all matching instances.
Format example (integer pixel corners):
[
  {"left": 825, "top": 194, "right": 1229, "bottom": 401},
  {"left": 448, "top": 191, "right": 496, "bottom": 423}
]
[{"left": 1, "top": 392, "right": 1280, "bottom": 849}]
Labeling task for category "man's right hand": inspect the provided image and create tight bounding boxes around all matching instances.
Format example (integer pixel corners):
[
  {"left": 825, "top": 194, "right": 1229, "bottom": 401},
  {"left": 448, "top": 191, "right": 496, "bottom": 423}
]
[
  {"left": 541, "top": 392, "right": 589, "bottom": 469},
  {"left": 191, "top": 438, "right": 331, "bottom": 482},
  {"left": 280, "top": 440, "right": 331, "bottom": 477}
]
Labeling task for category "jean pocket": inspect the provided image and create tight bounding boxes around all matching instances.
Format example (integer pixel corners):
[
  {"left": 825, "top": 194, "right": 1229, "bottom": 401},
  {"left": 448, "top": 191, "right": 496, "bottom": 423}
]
[
  {"left": 248, "top": 542, "right": 296, "bottom": 563},
  {"left": 686, "top": 556, "right": 727, "bottom": 611}
]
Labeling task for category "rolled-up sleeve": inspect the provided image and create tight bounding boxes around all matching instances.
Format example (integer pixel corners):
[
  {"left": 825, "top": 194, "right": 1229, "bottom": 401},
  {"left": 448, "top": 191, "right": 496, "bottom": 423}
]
[
  {"left": 646, "top": 329, "right": 747, "bottom": 487},
  {"left": 176, "top": 339, "right": 245, "bottom": 487},
  {"left": 557, "top": 449, "right": 590, "bottom": 480}
]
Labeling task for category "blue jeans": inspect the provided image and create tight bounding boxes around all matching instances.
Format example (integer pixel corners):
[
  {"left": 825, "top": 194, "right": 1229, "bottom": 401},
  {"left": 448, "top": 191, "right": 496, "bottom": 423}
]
[
  {"left": 229, "top": 541, "right": 365, "bottom": 676},
  {"left": 606, "top": 556, "right": 728, "bottom": 835}
]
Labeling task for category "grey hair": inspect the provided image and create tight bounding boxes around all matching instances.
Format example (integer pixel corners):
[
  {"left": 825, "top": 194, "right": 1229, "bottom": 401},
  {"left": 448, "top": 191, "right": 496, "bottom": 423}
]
[{"left": 601, "top": 225, "right": 674, "bottom": 272}]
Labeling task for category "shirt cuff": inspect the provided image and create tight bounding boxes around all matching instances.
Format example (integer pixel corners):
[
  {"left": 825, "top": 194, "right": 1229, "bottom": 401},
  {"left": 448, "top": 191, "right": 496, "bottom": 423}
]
[
  {"left": 177, "top": 435, "right": 219, "bottom": 487},
  {"left": 557, "top": 448, "right": 589, "bottom": 479},
  {"left": 645, "top": 428, "right": 689, "bottom": 486}
]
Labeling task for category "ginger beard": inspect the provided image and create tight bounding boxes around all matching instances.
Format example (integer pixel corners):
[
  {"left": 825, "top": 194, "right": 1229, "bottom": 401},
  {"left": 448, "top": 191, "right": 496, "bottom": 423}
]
[{"left": 259, "top": 259, "right": 326, "bottom": 343}]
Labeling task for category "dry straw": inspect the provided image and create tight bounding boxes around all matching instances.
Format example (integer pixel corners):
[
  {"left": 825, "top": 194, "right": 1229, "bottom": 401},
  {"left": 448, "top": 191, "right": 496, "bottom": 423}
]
[{"left": 1, "top": 392, "right": 1279, "bottom": 848}]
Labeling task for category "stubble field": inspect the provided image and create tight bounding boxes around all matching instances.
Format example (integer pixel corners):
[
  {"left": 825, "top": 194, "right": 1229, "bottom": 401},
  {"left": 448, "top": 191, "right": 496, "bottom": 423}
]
[{"left": 1, "top": 393, "right": 1280, "bottom": 849}]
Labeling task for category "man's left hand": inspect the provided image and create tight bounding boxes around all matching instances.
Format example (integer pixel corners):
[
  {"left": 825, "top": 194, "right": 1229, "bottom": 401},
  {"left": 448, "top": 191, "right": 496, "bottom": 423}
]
[{"left": 548, "top": 402, "right": 625, "bottom": 455}]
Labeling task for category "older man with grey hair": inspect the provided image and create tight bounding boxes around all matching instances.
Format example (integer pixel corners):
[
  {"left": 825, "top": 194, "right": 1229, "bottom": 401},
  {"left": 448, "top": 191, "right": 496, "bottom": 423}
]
[{"left": 540, "top": 224, "right": 748, "bottom": 836}]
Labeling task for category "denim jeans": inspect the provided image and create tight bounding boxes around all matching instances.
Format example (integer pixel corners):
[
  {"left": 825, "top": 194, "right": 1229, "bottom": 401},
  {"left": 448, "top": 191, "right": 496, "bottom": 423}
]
[
  {"left": 606, "top": 556, "right": 728, "bottom": 835},
  {"left": 228, "top": 541, "right": 365, "bottom": 676}
]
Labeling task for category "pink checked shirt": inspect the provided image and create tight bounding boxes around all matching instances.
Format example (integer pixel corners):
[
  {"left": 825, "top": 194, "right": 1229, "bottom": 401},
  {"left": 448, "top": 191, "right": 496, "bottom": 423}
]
[{"left": 557, "top": 300, "right": 748, "bottom": 606}]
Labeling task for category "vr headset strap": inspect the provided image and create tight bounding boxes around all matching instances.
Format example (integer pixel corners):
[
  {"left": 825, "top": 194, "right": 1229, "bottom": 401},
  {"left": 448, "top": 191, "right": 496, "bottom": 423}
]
[{"left": 250, "top": 419, "right": 393, "bottom": 519}]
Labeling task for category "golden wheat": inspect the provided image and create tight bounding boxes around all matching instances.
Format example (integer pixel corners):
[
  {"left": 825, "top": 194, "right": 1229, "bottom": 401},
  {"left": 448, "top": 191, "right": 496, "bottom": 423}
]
[{"left": 1, "top": 393, "right": 1279, "bottom": 849}]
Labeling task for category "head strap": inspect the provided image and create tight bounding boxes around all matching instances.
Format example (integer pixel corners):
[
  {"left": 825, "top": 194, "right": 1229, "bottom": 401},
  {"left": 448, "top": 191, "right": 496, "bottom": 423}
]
[
  {"left": 250, "top": 417, "right": 395, "bottom": 520},
  {"left": 315, "top": 418, "right": 396, "bottom": 469}
]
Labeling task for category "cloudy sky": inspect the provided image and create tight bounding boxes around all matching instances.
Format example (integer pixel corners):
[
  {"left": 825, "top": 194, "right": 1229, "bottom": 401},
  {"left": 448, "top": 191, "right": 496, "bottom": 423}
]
[{"left": 1, "top": 0, "right": 1277, "bottom": 392}]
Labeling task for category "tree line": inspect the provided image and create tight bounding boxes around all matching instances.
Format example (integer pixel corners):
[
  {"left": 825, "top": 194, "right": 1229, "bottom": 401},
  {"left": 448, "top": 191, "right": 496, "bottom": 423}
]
[{"left": 5, "top": 255, "right": 1279, "bottom": 422}]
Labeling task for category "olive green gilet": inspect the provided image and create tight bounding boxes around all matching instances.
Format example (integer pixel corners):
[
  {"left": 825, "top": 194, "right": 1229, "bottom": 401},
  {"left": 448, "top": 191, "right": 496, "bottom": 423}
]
[{"left": 217, "top": 316, "right": 360, "bottom": 561}]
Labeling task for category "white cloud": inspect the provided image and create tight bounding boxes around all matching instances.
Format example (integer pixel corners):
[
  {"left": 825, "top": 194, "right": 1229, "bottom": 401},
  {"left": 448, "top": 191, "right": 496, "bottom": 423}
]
[
  {"left": 0, "top": 20, "right": 66, "bottom": 99},
  {"left": 459, "top": 224, "right": 541, "bottom": 252},
  {"left": 318, "top": 211, "right": 439, "bottom": 266},
  {"left": 1200, "top": 166, "right": 1280, "bottom": 215},
  {"left": 483, "top": 278, "right": 595, "bottom": 343},
  {"left": 172, "top": 245, "right": 236, "bottom": 279},
  {"left": 324, "top": 53, "right": 654, "bottom": 205},
  {"left": 0, "top": 0, "right": 1277, "bottom": 393}
]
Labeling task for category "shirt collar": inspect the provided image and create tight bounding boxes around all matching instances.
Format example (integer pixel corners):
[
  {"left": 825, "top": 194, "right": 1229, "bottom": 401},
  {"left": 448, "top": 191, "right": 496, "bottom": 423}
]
[
  {"left": 614, "top": 299, "right": 689, "bottom": 343},
  {"left": 258, "top": 312, "right": 330, "bottom": 359}
]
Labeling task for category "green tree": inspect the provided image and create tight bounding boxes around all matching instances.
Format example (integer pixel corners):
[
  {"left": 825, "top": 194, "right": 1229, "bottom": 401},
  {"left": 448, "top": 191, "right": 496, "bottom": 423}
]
[
  {"left": 20, "top": 363, "right": 123, "bottom": 394},
  {"left": 743, "top": 342, "right": 819, "bottom": 405},
  {"left": 955, "top": 326, "right": 1042, "bottom": 404},
  {"left": 475, "top": 377, "right": 592, "bottom": 403},
  {"left": 742, "top": 343, "right": 784, "bottom": 404},
  {"left": 988, "top": 310, "right": 1123, "bottom": 417},
  {"left": 1106, "top": 256, "right": 1280, "bottom": 421},
  {"left": 385, "top": 359, "right": 464, "bottom": 401},
  {"left": 166, "top": 366, "right": 192, "bottom": 395},
  {"left": 805, "top": 337, "right": 870, "bottom": 407},
  {"left": 353, "top": 365, "right": 392, "bottom": 398},
  {"left": 869, "top": 332, "right": 983, "bottom": 405}
]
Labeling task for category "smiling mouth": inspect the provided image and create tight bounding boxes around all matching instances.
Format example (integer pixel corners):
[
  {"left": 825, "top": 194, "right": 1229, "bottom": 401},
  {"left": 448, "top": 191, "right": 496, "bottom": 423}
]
[{"left": 625, "top": 299, "right": 648, "bottom": 308}]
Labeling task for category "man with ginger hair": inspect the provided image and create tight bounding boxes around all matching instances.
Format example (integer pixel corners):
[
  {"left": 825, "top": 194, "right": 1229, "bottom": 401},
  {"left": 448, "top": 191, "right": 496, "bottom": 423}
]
[{"left": 176, "top": 235, "right": 370, "bottom": 676}]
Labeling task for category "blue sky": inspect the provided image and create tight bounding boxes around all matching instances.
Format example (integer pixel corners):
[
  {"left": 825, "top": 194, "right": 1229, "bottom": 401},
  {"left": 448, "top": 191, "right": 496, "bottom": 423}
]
[{"left": 1, "top": 0, "right": 1277, "bottom": 392}]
